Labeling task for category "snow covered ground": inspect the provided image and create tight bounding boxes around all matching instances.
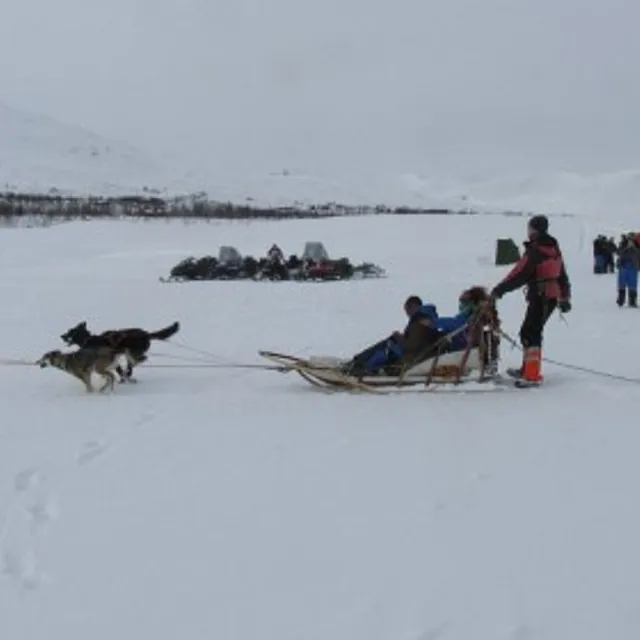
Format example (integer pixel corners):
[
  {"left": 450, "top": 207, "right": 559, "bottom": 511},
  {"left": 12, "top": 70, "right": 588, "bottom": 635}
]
[{"left": 1, "top": 213, "right": 639, "bottom": 640}]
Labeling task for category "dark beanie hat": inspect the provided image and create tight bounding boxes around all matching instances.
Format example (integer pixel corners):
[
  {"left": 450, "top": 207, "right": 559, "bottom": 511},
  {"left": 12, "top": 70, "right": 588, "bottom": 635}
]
[{"left": 528, "top": 215, "right": 549, "bottom": 234}]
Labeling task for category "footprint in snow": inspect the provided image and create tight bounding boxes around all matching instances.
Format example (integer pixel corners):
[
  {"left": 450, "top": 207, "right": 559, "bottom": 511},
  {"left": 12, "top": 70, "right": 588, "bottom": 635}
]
[
  {"left": 25, "top": 499, "right": 57, "bottom": 534},
  {"left": 416, "top": 622, "right": 451, "bottom": 640},
  {"left": 507, "top": 625, "right": 534, "bottom": 640},
  {"left": 1, "top": 548, "right": 43, "bottom": 591},
  {"left": 14, "top": 468, "right": 42, "bottom": 493},
  {"left": 77, "top": 440, "right": 107, "bottom": 466},
  {"left": 3, "top": 467, "right": 57, "bottom": 592},
  {"left": 134, "top": 412, "right": 155, "bottom": 429}
]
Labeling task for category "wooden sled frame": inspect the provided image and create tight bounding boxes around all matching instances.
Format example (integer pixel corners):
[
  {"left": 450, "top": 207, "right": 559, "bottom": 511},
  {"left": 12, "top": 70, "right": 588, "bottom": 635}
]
[{"left": 258, "top": 351, "right": 385, "bottom": 393}]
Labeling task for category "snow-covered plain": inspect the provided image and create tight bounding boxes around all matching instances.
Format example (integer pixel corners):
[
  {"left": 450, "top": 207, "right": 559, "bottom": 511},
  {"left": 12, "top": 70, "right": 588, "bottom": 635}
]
[{"left": 1, "top": 213, "right": 639, "bottom": 640}]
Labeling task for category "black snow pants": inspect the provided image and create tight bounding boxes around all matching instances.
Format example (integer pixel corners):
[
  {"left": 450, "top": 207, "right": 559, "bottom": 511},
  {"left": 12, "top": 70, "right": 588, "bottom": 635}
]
[{"left": 519, "top": 296, "right": 557, "bottom": 348}]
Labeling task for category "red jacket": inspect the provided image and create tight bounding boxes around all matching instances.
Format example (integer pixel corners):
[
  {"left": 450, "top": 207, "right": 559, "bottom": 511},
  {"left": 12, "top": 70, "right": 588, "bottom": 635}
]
[{"left": 493, "top": 233, "right": 571, "bottom": 301}]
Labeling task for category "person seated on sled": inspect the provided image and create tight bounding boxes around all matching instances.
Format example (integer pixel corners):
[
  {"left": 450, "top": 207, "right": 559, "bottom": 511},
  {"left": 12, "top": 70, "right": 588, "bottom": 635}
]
[
  {"left": 434, "top": 286, "right": 500, "bottom": 372},
  {"left": 434, "top": 292, "right": 478, "bottom": 351},
  {"left": 437, "top": 285, "right": 498, "bottom": 346},
  {"left": 344, "top": 295, "right": 441, "bottom": 375}
]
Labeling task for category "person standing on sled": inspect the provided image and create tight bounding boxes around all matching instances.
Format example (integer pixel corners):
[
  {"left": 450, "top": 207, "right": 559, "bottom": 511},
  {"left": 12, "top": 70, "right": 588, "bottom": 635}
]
[
  {"left": 616, "top": 233, "right": 639, "bottom": 307},
  {"left": 490, "top": 215, "right": 571, "bottom": 386}
]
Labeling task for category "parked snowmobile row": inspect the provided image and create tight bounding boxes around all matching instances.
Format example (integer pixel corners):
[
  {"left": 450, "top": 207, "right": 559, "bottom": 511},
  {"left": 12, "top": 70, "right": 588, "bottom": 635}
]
[{"left": 160, "top": 242, "right": 387, "bottom": 283}]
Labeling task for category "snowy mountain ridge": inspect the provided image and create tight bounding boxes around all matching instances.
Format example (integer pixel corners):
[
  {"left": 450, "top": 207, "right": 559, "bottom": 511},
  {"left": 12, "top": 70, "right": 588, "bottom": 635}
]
[
  {"left": 0, "top": 101, "right": 192, "bottom": 198},
  {"left": 0, "top": 100, "right": 639, "bottom": 225}
]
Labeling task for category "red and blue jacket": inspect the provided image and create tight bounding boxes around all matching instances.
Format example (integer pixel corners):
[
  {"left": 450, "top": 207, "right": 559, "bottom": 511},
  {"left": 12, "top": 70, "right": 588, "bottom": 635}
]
[{"left": 493, "top": 233, "right": 571, "bottom": 301}]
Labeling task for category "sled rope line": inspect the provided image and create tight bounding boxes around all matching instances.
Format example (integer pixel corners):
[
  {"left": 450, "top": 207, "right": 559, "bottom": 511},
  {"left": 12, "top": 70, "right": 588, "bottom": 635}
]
[
  {"left": 0, "top": 355, "right": 283, "bottom": 371},
  {"left": 499, "top": 330, "right": 640, "bottom": 384},
  {"left": 162, "top": 340, "right": 279, "bottom": 370},
  {"left": 141, "top": 362, "right": 285, "bottom": 371},
  {"left": 150, "top": 351, "right": 224, "bottom": 363},
  {"left": 0, "top": 358, "right": 36, "bottom": 366},
  {"left": 166, "top": 339, "right": 235, "bottom": 364}
]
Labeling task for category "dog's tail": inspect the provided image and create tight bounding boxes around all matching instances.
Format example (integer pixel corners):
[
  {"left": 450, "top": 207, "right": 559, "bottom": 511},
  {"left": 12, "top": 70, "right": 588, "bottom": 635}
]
[{"left": 148, "top": 321, "right": 180, "bottom": 341}]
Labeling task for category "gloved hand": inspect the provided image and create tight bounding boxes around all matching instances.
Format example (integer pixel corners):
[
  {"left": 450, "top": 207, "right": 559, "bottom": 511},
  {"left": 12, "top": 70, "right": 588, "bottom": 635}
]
[
  {"left": 490, "top": 288, "right": 502, "bottom": 301},
  {"left": 558, "top": 299, "right": 571, "bottom": 313}
]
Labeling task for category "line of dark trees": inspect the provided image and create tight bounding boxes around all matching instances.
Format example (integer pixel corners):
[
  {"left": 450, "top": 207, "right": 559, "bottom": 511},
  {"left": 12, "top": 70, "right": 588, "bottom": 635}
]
[{"left": 0, "top": 190, "right": 530, "bottom": 222}]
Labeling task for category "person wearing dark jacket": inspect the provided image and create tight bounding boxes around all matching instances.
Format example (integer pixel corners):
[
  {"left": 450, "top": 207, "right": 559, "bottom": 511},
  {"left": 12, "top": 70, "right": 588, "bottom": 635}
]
[
  {"left": 616, "top": 233, "right": 639, "bottom": 307},
  {"left": 605, "top": 237, "right": 617, "bottom": 273},
  {"left": 343, "top": 296, "right": 441, "bottom": 375},
  {"left": 490, "top": 215, "right": 571, "bottom": 386},
  {"left": 593, "top": 235, "right": 607, "bottom": 273}
]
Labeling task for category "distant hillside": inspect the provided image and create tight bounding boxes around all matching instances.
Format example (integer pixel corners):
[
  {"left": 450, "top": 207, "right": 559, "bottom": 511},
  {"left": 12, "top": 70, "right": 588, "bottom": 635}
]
[
  {"left": 0, "top": 102, "right": 639, "bottom": 226},
  {"left": 0, "top": 101, "right": 187, "bottom": 197}
]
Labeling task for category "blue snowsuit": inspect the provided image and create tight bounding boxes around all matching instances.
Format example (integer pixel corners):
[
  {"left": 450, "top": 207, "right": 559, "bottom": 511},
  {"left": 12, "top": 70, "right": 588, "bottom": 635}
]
[
  {"left": 436, "top": 311, "right": 472, "bottom": 350},
  {"left": 618, "top": 265, "right": 638, "bottom": 290},
  {"left": 617, "top": 241, "right": 639, "bottom": 292},
  {"left": 362, "top": 304, "right": 439, "bottom": 372},
  {"left": 360, "top": 305, "right": 474, "bottom": 372}
]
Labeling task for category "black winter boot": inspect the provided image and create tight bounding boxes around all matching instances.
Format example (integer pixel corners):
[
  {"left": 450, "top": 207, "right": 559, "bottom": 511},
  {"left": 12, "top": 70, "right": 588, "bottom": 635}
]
[
  {"left": 630, "top": 290, "right": 638, "bottom": 308},
  {"left": 617, "top": 289, "right": 626, "bottom": 307},
  {"left": 506, "top": 366, "right": 523, "bottom": 379}
]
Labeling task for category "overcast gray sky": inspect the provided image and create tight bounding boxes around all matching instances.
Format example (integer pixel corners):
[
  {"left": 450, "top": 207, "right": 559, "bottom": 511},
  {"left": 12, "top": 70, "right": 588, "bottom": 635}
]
[{"left": 0, "top": 0, "right": 638, "bottom": 180}]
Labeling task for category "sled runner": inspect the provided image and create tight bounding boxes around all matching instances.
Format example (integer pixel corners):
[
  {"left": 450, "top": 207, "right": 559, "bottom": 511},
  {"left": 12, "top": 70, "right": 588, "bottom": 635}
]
[{"left": 259, "top": 344, "right": 504, "bottom": 394}]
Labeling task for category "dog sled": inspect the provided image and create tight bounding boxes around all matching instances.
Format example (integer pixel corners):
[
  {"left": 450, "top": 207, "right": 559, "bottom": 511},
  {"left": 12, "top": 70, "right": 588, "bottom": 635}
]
[
  {"left": 259, "top": 347, "right": 502, "bottom": 394},
  {"left": 259, "top": 293, "right": 505, "bottom": 394}
]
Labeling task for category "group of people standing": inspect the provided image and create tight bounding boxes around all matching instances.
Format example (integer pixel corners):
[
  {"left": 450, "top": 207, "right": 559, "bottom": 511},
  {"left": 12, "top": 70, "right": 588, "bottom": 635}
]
[
  {"left": 593, "top": 235, "right": 617, "bottom": 273},
  {"left": 593, "top": 232, "right": 640, "bottom": 307}
]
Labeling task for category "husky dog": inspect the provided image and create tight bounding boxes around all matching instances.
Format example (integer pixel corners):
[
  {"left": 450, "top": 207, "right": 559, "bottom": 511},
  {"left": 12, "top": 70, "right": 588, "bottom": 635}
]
[
  {"left": 37, "top": 346, "right": 130, "bottom": 393},
  {"left": 60, "top": 320, "right": 180, "bottom": 383}
]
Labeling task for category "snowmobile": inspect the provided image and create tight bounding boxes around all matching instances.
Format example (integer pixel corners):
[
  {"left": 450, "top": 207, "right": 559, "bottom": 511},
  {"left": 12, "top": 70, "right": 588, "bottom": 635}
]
[
  {"left": 161, "top": 246, "right": 258, "bottom": 282},
  {"left": 254, "top": 260, "right": 290, "bottom": 281},
  {"left": 292, "top": 257, "right": 354, "bottom": 281},
  {"left": 288, "top": 242, "right": 386, "bottom": 282},
  {"left": 352, "top": 262, "right": 387, "bottom": 279},
  {"left": 253, "top": 246, "right": 292, "bottom": 281},
  {"left": 161, "top": 255, "right": 218, "bottom": 282}
]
